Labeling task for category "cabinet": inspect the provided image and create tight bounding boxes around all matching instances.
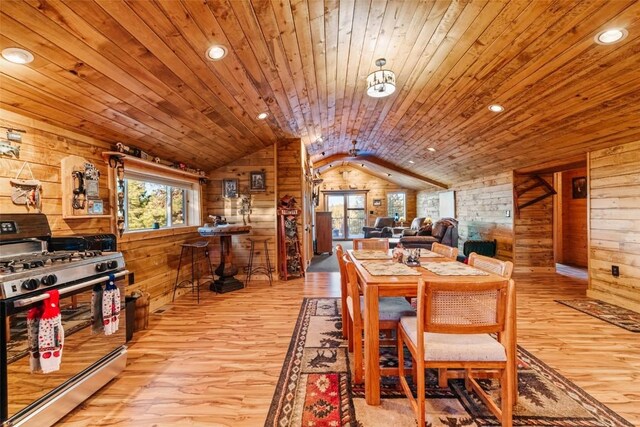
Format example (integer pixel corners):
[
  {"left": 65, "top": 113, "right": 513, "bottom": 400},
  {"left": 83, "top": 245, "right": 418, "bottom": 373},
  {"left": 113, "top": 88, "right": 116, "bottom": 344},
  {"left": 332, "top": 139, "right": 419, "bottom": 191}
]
[
  {"left": 314, "top": 212, "right": 333, "bottom": 254},
  {"left": 278, "top": 208, "right": 304, "bottom": 280}
]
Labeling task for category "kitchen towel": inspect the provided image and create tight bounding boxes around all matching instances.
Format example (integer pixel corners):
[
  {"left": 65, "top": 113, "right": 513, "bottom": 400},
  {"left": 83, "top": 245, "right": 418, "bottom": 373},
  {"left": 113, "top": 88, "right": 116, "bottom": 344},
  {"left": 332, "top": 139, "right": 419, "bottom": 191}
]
[
  {"left": 38, "top": 289, "right": 64, "bottom": 374},
  {"left": 91, "top": 282, "right": 104, "bottom": 334},
  {"left": 102, "top": 274, "right": 120, "bottom": 335},
  {"left": 27, "top": 306, "right": 43, "bottom": 373}
]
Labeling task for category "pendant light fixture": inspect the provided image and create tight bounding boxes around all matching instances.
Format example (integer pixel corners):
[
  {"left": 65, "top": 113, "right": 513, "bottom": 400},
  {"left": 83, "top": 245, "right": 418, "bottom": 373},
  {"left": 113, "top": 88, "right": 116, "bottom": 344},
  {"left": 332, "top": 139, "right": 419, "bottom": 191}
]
[{"left": 366, "top": 58, "right": 396, "bottom": 98}]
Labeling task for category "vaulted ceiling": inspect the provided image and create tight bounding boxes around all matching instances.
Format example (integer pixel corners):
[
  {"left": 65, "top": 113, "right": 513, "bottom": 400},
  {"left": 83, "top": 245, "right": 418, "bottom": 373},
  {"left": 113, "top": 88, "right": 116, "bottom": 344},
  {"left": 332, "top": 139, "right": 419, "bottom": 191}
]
[{"left": 1, "top": 1, "right": 639, "bottom": 187}]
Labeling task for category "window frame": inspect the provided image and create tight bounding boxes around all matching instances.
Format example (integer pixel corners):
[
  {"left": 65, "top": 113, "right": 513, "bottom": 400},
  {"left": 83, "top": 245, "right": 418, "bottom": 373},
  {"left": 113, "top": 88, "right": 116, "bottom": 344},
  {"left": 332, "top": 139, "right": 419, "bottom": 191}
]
[
  {"left": 120, "top": 166, "right": 201, "bottom": 234},
  {"left": 386, "top": 191, "right": 406, "bottom": 219}
]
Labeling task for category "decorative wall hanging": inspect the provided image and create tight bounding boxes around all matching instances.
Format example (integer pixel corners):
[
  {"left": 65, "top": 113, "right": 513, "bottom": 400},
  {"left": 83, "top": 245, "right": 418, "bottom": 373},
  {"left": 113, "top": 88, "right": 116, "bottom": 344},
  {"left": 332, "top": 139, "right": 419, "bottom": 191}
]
[
  {"left": 572, "top": 176, "right": 587, "bottom": 199},
  {"left": 10, "top": 161, "right": 41, "bottom": 212},
  {"left": 0, "top": 140, "right": 20, "bottom": 158},
  {"left": 250, "top": 171, "right": 266, "bottom": 192},
  {"left": 223, "top": 179, "right": 238, "bottom": 198},
  {"left": 239, "top": 194, "right": 252, "bottom": 225}
]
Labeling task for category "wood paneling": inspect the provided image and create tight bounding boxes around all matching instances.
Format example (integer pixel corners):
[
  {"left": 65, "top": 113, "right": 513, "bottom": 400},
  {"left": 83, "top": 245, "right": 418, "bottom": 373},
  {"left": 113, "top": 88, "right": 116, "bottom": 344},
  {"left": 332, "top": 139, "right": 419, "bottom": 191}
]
[
  {"left": 561, "top": 167, "right": 588, "bottom": 267},
  {"left": 417, "top": 172, "right": 514, "bottom": 261},
  {"left": 318, "top": 166, "right": 417, "bottom": 227},
  {"left": 205, "top": 145, "right": 277, "bottom": 278},
  {"left": 588, "top": 140, "right": 640, "bottom": 313},
  {"left": 1, "top": 1, "right": 639, "bottom": 184},
  {"left": 0, "top": 109, "right": 205, "bottom": 311},
  {"left": 513, "top": 173, "right": 555, "bottom": 272}
]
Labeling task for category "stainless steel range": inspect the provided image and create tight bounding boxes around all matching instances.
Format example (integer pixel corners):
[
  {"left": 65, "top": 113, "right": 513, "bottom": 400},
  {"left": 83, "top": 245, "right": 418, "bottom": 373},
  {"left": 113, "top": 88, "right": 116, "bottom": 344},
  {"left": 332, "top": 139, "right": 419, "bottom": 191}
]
[{"left": 1, "top": 213, "right": 128, "bottom": 427}]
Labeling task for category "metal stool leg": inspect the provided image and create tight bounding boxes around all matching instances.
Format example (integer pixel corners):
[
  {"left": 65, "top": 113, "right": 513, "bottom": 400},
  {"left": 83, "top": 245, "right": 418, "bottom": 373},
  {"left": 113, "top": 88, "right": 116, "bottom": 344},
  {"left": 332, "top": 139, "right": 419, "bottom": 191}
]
[
  {"left": 264, "top": 240, "right": 273, "bottom": 286},
  {"left": 245, "top": 240, "right": 255, "bottom": 286},
  {"left": 172, "top": 246, "right": 186, "bottom": 302},
  {"left": 205, "top": 246, "right": 216, "bottom": 294}
]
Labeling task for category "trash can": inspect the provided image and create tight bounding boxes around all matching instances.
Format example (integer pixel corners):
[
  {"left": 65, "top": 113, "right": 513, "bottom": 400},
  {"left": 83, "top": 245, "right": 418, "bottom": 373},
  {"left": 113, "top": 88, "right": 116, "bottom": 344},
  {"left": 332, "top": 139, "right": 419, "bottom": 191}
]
[{"left": 125, "top": 295, "right": 138, "bottom": 342}]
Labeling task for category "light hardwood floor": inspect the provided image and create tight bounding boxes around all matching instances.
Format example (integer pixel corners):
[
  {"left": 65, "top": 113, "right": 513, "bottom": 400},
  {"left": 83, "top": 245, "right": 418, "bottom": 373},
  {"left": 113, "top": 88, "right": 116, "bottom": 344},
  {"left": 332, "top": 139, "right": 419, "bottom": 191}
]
[{"left": 59, "top": 271, "right": 640, "bottom": 426}]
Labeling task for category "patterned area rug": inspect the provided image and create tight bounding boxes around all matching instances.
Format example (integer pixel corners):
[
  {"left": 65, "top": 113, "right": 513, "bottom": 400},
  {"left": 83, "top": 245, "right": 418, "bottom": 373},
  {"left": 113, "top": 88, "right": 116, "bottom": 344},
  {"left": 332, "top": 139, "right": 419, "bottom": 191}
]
[
  {"left": 556, "top": 298, "right": 640, "bottom": 332},
  {"left": 265, "top": 298, "right": 633, "bottom": 427}
]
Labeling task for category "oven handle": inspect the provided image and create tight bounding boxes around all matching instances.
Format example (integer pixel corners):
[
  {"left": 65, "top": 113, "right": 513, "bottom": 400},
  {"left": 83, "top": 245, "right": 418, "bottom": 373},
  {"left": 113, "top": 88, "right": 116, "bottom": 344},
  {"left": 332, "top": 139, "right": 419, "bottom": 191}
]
[{"left": 13, "top": 270, "right": 130, "bottom": 308}]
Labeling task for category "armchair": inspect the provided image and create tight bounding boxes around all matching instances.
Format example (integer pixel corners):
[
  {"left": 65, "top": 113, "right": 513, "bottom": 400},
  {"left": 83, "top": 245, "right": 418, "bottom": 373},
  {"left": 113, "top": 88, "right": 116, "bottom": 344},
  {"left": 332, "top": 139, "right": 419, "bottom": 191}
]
[
  {"left": 362, "top": 217, "right": 394, "bottom": 238},
  {"left": 400, "top": 217, "right": 426, "bottom": 237}
]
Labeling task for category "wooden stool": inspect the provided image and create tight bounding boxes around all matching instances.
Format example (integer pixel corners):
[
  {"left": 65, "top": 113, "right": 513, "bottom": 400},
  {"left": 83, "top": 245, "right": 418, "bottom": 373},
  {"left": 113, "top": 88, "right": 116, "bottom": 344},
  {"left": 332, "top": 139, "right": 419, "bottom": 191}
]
[
  {"left": 172, "top": 241, "right": 215, "bottom": 303},
  {"left": 245, "top": 238, "right": 273, "bottom": 286}
]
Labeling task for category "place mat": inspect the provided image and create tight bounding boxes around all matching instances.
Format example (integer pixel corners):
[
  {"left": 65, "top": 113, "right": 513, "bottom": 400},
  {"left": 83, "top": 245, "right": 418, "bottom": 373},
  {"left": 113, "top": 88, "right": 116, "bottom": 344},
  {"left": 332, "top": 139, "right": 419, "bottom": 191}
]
[
  {"left": 361, "top": 261, "right": 421, "bottom": 276},
  {"left": 421, "top": 261, "right": 489, "bottom": 276},
  {"left": 351, "top": 250, "right": 392, "bottom": 260}
]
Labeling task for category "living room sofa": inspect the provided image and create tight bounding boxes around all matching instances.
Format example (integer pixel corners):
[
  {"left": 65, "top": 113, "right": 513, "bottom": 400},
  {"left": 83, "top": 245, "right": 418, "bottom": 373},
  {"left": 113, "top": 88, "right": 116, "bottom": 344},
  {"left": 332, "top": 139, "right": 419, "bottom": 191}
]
[{"left": 399, "top": 218, "right": 459, "bottom": 250}]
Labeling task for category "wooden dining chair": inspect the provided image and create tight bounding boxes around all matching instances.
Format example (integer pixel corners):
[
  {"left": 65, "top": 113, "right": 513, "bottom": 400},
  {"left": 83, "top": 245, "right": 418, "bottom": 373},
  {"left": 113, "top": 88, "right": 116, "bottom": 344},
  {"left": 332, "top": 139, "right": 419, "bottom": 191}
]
[
  {"left": 397, "top": 278, "right": 516, "bottom": 427},
  {"left": 468, "top": 252, "right": 514, "bottom": 279},
  {"left": 352, "top": 238, "right": 389, "bottom": 251},
  {"left": 343, "top": 256, "right": 415, "bottom": 383},
  {"left": 430, "top": 242, "right": 459, "bottom": 259},
  {"left": 335, "top": 244, "right": 349, "bottom": 340}
]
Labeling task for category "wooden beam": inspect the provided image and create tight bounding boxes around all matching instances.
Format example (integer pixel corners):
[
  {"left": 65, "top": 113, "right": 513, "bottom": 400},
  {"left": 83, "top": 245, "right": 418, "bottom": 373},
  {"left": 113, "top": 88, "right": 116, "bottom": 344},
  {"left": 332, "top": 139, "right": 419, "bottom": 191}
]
[{"left": 312, "top": 153, "right": 448, "bottom": 189}]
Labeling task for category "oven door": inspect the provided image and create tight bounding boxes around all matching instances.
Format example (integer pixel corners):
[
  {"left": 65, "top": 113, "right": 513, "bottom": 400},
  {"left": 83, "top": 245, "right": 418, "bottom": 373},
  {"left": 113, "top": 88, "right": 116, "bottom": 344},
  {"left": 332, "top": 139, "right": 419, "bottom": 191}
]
[{"left": 1, "top": 271, "right": 127, "bottom": 423}]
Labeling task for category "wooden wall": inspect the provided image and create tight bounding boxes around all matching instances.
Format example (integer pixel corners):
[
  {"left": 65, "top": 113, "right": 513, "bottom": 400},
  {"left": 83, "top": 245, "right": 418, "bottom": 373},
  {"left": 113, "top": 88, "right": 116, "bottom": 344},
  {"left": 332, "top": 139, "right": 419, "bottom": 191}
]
[
  {"left": 205, "top": 145, "right": 277, "bottom": 276},
  {"left": 317, "top": 165, "right": 417, "bottom": 226},
  {"left": 0, "top": 109, "right": 206, "bottom": 311},
  {"left": 417, "top": 172, "right": 514, "bottom": 261},
  {"left": 513, "top": 173, "right": 555, "bottom": 272},
  {"left": 588, "top": 141, "right": 640, "bottom": 313},
  {"left": 560, "top": 167, "right": 588, "bottom": 267}
]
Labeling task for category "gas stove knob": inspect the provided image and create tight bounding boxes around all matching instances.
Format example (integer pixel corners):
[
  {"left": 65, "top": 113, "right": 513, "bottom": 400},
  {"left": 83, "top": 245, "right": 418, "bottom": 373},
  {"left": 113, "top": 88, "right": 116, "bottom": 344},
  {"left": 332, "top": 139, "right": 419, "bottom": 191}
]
[
  {"left": 41, "top": 274, "right": 58, "bottom": 286},
  {"left": 22, "top": 278, "right": 39, "bottom": 291},
  {"left": 107, "top": 260, "right": 118, "bottom": 270},
  {"left": 96, "top": 262, "right": 107, "bottom": 272}
]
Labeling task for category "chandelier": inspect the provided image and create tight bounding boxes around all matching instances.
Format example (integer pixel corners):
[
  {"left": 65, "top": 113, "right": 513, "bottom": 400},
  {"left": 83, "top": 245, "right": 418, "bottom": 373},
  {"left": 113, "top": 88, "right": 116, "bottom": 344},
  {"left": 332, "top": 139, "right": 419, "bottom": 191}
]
[
  {"left": 366, "top": 58, "right": 396, "bottom": 98},
  {"left": 348, "top": 140, "right": 360, "bottom": 157}
]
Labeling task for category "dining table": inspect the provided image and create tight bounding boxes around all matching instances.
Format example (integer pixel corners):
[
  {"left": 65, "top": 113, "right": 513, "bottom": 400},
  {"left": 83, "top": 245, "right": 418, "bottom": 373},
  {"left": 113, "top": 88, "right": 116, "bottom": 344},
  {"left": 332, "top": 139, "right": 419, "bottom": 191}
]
[{"left": 346, "top": 248, "right": 513, "bottom": 406}]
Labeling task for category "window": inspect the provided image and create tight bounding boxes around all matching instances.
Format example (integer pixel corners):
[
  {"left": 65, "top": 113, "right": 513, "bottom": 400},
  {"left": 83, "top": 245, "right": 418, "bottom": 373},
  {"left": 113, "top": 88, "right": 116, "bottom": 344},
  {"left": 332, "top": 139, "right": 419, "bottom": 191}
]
[
  {"left": 122, "top": 169, "right": 200, "bottom": 232},
  {"left": 387, "top": 192, "right": 406, "bottom": 220}
]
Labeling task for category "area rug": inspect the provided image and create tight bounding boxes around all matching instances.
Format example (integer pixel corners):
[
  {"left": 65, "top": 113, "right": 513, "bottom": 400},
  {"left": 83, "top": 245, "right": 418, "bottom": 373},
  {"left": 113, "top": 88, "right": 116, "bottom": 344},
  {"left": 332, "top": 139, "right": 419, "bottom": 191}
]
[
  {"left": 556, "top": 298, "right": 640, "bottom": 332},
  {"left": 265, "top": 298, "right": 633, "bottom": 427}
]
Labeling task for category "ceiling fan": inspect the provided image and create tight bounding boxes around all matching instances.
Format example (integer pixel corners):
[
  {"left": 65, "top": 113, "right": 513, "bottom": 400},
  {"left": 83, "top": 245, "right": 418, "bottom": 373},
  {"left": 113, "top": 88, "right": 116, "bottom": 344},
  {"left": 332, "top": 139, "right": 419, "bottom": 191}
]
[{"left": 348, "top": 140, "right": 364, "bottom": 157}]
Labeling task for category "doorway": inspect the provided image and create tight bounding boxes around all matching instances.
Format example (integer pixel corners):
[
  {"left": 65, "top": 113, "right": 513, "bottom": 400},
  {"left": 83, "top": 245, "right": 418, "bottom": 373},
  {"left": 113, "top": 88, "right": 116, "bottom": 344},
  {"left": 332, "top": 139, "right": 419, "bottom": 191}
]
[
  {"left": 325, "top": 193, "right": 367, "bottom": 240},
  {"left": 554, "top": 167, "right": 589, "bottom": 270}
]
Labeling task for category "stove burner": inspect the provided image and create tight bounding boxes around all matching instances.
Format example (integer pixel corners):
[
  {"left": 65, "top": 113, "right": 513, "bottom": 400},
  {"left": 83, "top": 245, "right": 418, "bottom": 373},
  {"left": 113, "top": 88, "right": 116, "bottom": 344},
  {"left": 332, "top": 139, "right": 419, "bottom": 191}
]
[{"left": 0, "top": 250, "right": 105, "bottom": 274}]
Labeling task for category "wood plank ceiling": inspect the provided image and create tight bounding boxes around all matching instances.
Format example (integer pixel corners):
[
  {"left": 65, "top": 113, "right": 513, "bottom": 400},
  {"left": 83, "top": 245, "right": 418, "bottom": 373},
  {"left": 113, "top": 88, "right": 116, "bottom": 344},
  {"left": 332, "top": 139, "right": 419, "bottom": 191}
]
[{"left": 1, "top": 1, "right": 639, "bottom": 187}]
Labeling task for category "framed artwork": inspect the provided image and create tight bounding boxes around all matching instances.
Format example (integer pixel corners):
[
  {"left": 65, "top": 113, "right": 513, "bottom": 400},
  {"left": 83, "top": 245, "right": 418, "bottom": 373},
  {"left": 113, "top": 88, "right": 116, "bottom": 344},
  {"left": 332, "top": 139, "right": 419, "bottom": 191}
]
[
  {"left": 372, "top": 199, "right": 382, "bottom": 206},
  {"left": 572, "top": 176, "right": 587, "bottom": 199},
  {"left": 250, "top": 171, "right": 266, "bottom": 192},
  {"left": 223, "top": 178, "right": 239, "bottom": 198}
]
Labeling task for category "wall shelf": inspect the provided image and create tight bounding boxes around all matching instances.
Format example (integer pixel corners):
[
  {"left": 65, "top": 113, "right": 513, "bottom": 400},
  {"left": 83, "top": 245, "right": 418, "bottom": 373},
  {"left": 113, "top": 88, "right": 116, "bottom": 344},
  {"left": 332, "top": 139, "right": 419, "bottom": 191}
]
[{"left": 101, "top": 151, "right": 206, "bottom": 180}]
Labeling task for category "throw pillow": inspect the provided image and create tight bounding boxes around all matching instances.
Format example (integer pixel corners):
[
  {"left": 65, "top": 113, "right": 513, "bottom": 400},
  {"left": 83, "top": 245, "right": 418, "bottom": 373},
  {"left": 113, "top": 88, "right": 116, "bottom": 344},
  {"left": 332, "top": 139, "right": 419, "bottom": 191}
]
[{"left": 417, "top": 224, "right": 432, "bottom": 236}]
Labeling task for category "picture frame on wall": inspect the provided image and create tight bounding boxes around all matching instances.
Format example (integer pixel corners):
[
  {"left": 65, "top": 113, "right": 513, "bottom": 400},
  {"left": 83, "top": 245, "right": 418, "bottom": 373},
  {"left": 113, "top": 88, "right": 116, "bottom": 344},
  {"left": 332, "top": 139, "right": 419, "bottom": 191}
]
[
  {"left": 572, "top": 176, "right": 587, "bottom": 199},
  {"left": 250, "top": 171, "right": 266, "bottom": 192},
  {"left": 372, "top": 199, "right": 382, "bottom": 206},
  {"left": 223, "top": 179, "right": 239, "bottom": 198}
]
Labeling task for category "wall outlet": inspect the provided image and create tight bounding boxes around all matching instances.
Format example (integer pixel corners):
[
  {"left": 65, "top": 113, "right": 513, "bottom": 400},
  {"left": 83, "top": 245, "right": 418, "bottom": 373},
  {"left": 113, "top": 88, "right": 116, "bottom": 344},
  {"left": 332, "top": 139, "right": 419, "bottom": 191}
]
[
  {"left": 612, "top": 265, "right": 620, "bottom": 277},
  {"left": 505, "top": 210, "right": 511, "bottom": 217}
]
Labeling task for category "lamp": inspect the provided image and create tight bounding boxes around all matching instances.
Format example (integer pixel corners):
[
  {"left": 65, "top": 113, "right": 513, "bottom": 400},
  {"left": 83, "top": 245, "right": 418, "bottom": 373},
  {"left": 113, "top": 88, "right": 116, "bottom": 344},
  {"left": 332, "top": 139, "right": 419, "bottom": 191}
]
[{"left": 366, "top": 58, "right": 396, "bottom": 98}]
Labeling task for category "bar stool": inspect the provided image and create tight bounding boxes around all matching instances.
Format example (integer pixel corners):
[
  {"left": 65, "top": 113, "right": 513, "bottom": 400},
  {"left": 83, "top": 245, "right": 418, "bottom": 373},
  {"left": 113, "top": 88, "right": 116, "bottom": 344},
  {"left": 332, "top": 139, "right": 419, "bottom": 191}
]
[
  {"left": 172, "top": 241, "right": 215, "bottom": 303},
  {"left": 245, "top": 238, "right": 273, "bottom": 286}
]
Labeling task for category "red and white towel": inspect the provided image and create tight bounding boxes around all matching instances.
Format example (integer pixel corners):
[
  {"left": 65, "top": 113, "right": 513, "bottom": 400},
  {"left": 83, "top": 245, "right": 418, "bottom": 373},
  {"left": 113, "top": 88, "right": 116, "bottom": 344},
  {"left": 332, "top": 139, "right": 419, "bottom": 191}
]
[
  {"left": 27, "top": 306, "right": 43, "bottom": 373},
  {"left": 102, "top": 274, "right": 120, "bottom": 336},
  {"left": 37, "top": 289, "right": 64, "bottom": 374}
]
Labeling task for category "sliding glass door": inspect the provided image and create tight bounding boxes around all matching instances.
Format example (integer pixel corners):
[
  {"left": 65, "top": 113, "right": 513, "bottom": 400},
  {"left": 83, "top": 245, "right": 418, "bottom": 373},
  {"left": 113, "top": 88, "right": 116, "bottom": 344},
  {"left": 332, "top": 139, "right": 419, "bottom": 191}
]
[{"left": 326, "top": 193, "right": 366, "bottom": 240}]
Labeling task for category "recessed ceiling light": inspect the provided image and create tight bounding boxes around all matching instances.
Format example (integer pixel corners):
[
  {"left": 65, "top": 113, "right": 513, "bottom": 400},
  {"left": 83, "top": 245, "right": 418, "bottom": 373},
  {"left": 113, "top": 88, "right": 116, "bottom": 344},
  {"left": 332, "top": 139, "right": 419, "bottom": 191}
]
[
  {"left": 488, "top": 104, "right": 504, "bottom": 113},
  {"left": 206, "top": 45, "right": 227, "bottom": 60},
  {"left": 2, "top": 47, "right": 34, "bottom": 64},
  {"left": 427, "top": 147, "right": 436, "bottom": 152},
  {"left": 256, "top": 112, "right": 269, "bottom": 120},
  {"left": 408, "top": 160, "right": 415, "bottom": 164},
  {"left": 595, "top": 28, "right": 628, "bottom": 45}
]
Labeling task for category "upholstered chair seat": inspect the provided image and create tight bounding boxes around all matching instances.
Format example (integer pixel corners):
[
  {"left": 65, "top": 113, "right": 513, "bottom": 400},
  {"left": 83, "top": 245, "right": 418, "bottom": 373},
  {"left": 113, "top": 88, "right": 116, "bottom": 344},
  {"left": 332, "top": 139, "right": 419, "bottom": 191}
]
[{"left": 347, "top": 296, "right": 415, "bottom": 322}]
